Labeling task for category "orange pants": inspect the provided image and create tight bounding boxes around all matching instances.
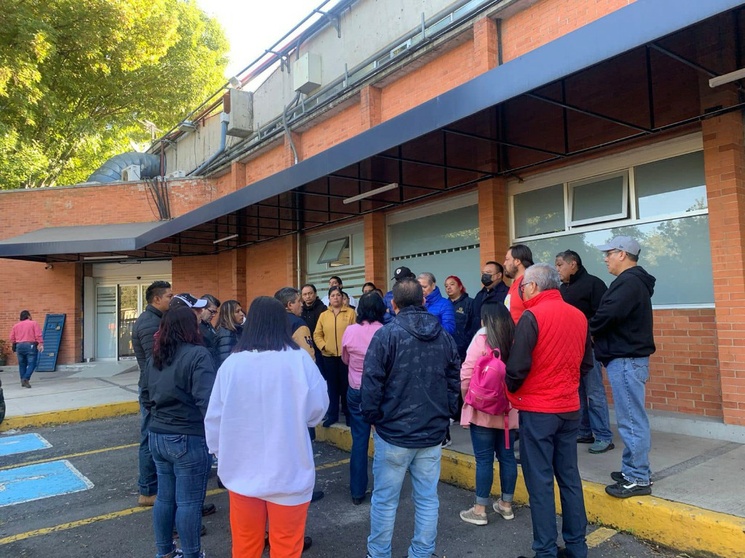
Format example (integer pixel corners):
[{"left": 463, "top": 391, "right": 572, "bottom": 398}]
[{"left": 228, "top": 490, "right": 309, "bottom": 558}]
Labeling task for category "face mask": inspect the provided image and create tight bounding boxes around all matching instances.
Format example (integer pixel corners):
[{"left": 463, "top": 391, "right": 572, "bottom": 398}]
[{"left": 481, "top": 273, "right": 493, "bottom": 286}]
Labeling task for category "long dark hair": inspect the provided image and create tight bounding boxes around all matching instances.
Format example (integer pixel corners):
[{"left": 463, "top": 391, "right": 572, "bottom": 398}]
[
  {"left": 355, "top": 292, "right": 386, "bottom": 324},
  {"left": 234, "top": 296, "right": 299, "bottom": 353},
  {"left": 153, "top": 307, "right": 203, "bottom": 370},
  {"left": 481, "top": 302, "right": 514, "bottom": 362}
]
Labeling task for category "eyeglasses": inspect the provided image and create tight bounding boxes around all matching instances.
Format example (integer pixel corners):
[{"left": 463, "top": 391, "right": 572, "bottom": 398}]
[
  {"left": 603, "top": 249, "right": 621, "bottom": 258},
  {"left": 519, "top": 281, "right": 534, "bottom": 295}
]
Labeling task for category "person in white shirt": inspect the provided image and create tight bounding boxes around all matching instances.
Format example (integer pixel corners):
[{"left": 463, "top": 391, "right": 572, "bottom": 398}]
[
  {"left": 205, "top": 296, "right": 328, "bottom": 558},
  {"left": 321, "top": 275, "right": 357, "bottom": 308}
]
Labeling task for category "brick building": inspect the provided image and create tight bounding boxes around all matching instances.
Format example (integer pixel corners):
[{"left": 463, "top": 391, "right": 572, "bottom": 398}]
[{"left": 2, "top": 0, "right": 745, "bottom": 428}]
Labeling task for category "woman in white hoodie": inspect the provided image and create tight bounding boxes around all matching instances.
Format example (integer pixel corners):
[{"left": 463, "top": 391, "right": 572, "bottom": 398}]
[{"left": 205, "top": 297, "right": 328, "bottom": 558}]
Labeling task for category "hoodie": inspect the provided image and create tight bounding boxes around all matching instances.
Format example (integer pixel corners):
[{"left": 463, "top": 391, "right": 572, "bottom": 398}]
[
  {"left": 590, "top": 266, "right": 656, "bottom": 365},
  {"left": 360, "top": 305, "right": 461, "bottom": 448}
]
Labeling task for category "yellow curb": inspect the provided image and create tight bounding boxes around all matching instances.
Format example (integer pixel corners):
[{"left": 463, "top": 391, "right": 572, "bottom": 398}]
[
  {"left": 0, "top": 401, "right": 139, "bottom": 431},
  {"left": 316, "top": 424, "right": 745, "bottom": 558}
]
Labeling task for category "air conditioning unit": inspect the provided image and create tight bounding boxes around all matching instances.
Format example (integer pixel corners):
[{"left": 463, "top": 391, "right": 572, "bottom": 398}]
[
  {"left": 293, "top": 53, "right": 322, "bottom": 94},
  {"left": 167, "top": 170, "right": 186, "bottom": 179},
  {"left": 224, "top": 89, "right": 254, "bottom": 138},
  {"left": 121, "top": 164, "right": 141, "bottom": 182}
]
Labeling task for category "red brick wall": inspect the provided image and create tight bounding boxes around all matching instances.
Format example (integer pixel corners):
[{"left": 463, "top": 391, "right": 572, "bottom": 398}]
[
  {"left": 245, "top": 236, "right": 298, "bottom": 300},
  {"left": 646, "top": 309, "right": 722, "bottom": 417}
]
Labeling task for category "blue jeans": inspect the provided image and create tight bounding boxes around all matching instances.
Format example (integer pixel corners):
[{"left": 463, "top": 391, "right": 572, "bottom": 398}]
[
  {"left": 519, "top": 411, "right": 587, "bottom": 558},
  {"left": 347, "top": 388, "right": 371, "bottom": 499},
  {"left": 469, "top": 424, "right": 517, "bottom": 505},
  {"left": 149, "top": 432, "right": 210, "bottom": 558},
  {"left": 138, "top": 398, "right": 158, "bottom": 497},
  {"left": 578, "top": 355, "right": 613, "bottom": 443},
  {"left": 368, "top": 432, "right": 441, "bottom": 558},
  {"left": 16, "top": 343, "right": 38, "bottom": 381},
  {"left": 606, "top": 357, "right": 651, "bottom": 485}
]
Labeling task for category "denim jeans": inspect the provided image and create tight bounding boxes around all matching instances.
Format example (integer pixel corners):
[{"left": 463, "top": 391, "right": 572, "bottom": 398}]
[
  {"left": 368, "top": 432, "right": 441, "bottom": 558},
  {"left": 347, "top": 388, "right": 371, "bottom": 499},
  {"left": 606, "top": 357, "right": 651, "bottom": 485},
  {"left": 578, "top": 355, "right": 613, "bottom": 443},
  {"left": 149, "top": 432, "right": 210, "bottom": 558},
  {"left": 321, "top": 355, "right": 349, "bottom": 422},
  {"left": 138, "top": 398, "right": 158, "bottom": 497},
  {"left": 16, "top": 343, "right": 38, "bottom": 381},
  {"left": 469, "top": 424, "right": 517, "bottom": 505},
  {"left": 519, "top": 411, "right": 587, "bottom": 558}
]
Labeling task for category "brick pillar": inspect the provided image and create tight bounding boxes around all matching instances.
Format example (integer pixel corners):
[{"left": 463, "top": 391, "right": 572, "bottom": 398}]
[
  {"left": 473, "top": 16, "right": 498, "bottom": 75},
  {"left": 477, "top": 177, "right": 509, "bottom": 264},
  {"left": 702, "top": 109, "right": 745, "bottom": 425},
  {"left": 231, "top": 161, "right": 247, "bottom": 191},
  {"left": 361, "top": 85, "right": 382, "bottom": 129},
  {"left": 364, "top": 212, "right": 387, "bottom": 288},
  {"left": 217, "top": 249, "right": 247, "bottom": 304}
]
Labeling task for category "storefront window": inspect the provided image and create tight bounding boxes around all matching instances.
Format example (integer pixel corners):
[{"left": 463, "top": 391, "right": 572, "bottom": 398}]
[{"left": 635, "top": 151, "right": 707, "bottom": 218}]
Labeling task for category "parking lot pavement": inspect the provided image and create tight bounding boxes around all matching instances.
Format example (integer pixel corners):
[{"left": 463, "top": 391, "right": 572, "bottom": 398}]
[{"left": 1, "top": 415, "right": 683, "bottom": 558}]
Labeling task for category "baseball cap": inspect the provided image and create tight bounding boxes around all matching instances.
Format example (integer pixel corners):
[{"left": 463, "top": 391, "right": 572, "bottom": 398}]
[
  {"left": 170, "top": 293, "right": 208, "bottom": 310},
  {"left": 391, "top": 266, "right": 416, "bottom": 281},
  {"left": 596, "top": 236, "right": 641, "bottom": 256}
]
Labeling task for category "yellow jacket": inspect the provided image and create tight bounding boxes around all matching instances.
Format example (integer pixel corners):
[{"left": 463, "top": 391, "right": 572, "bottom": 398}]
[{"left": 313, "top": 306, "right": 356, "bottom": 357}]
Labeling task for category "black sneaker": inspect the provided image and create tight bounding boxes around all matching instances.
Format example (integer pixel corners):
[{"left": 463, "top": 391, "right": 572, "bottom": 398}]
[
  {"left": 605, "top": 480, "right": 652, "bottom": 498},
  {"left": 611, "top": 471, "right": 654, "bottom": 485},
  {"left": 576, "top": 435, "right": 594, "bottom": 444},
  {"left": 201, "top": 503, "right": 216, "bottom": 516}
]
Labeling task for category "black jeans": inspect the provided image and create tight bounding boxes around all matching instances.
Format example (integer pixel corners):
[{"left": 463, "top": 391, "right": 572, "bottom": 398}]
[
  {"left": 321, "top": 355, "right": 348, "bottom": 422},
  {"left": 519, "top": 411, "right": 588, "bottom": 558}
]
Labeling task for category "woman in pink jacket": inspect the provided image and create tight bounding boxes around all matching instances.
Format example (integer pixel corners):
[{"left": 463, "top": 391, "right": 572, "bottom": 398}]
[{"left": 459, "top": 302, "right": 519, "bottom": 526}]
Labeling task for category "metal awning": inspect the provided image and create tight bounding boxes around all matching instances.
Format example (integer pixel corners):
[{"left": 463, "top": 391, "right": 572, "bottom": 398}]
[{"left": 2, "top": 0, "right": 743, "bottom": 262}]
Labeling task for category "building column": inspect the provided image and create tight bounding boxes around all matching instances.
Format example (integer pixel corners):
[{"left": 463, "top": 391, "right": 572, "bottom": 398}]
[
  {"left": 701, "top": 109, "right": 745, "bottom": 426},
  {"left": 477, "top": 177, "right": 509, "bottom": 264},
  {"left": 364, "top": 212, "right": 387, "bottom": 289},
  {"left": 231, "top": 161, "right": 247, "bottom": 191},
  {"left": 473, "top": 16, "right": 499, "bottom": 75},
  {"left": 360, "top": 85, "right": 382, "bottom": 129}
]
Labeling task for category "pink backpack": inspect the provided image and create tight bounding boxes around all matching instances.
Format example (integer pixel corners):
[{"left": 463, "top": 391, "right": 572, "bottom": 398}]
[{"left": 465, "top": 347, "right": 512, "bottom": 448}]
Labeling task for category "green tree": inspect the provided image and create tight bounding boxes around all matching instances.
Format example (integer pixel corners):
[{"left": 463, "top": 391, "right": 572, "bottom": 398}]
[{"left": 0, "top": 0, "right": 228, "bottom": 188}]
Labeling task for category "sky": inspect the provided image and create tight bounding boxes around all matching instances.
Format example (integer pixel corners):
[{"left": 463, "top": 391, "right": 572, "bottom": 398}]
[{"left": 197, "top": 0, "right": 330, "bottom": 78}]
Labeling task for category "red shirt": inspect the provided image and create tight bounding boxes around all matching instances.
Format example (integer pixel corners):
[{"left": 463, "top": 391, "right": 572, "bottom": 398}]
[
  {"left": 505, "top": 276, "right": 526, "bottom": 324},
  {"left": 10, "top": 319, "right": 43, "bottom": 344}
]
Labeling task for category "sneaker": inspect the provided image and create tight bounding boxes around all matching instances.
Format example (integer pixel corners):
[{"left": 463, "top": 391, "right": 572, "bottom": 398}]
[
  {"left": 459, "top": 506, "right": 487, "bottom": 525},
  {"left": 605, "top": 480, "right": 652, "bottom": 498},
  {"left": 441, "top": 437, "right": 452, "bottom": 448},
  {"left": 138, "top": 494, "right": 156, "bottom": 506},
  {"left": 201, "top": 503, "right": 216, "bottom": 516},
  {"left": 493, "top": 499, "right": 514, "bottom": 520},
  {"left": 610, "top": 471, "right": 654, "bottom": 486},
  {"left": 588, "top": 440, "right": 615, "bottom": 454},
  {"left": 576, "top": 435, "right": 594, "bottom": 444}
]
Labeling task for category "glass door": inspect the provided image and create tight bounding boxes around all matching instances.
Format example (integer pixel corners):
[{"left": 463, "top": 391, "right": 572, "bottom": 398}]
[
  {"left": 118, "top": 285, "right": 140, "bottom": 359},
  {"left": 95, "top": 286, "right": 117, "bottom": 359}
]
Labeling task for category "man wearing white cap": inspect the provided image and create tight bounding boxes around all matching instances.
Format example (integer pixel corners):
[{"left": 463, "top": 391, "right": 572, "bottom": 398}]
[{"left": 590, "top": 236, "right": 656, "bottom": 498}]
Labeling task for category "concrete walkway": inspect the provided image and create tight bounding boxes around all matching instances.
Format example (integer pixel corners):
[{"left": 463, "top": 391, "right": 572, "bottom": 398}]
[{"left": 1, "top": 363, "right": 744, "bottom": 557}]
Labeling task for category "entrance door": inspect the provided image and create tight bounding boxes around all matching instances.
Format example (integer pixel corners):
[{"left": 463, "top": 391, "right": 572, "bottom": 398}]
[
  {"left": 95, "top": 286, "right": 117, "bottom": 359},
  {"left": 118, "top": 285, "right": 140, "bottom": 358},
  {"left": 94, "top": 283, "right": 147, "bottom": 360}
]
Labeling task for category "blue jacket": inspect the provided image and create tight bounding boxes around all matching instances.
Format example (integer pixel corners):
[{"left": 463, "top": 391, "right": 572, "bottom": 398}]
[
  {"left": 361, "top": 306, "right": 461, "bottom": 447},
  {"left": 424, "top": 286, "right": 456, "bottom": 335},
  {"left": 383, "top": 290, "right": 395, "bottom": 324}
]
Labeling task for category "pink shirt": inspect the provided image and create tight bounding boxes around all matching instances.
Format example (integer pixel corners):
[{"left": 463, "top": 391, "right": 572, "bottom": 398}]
[
  {"left": 459, "top": 329, "right": 519, "bottom": 430},
  {"left": 10, "top": 319, "right": 43, "bottom": 345},
  {"left": 341, "top": 321, "right": 383, "bottom": 389}
]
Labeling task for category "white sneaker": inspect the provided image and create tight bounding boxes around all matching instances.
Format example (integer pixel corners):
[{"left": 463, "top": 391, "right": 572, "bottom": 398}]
[
  {"left": 493, "top": 499, "right": 514, "bottom": 520},
  {"left": 459, "top": 506, "right": 487, "bottom": 525}
]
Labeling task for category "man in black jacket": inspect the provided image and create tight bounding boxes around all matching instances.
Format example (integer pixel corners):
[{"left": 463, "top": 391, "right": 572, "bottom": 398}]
[
  {"left": 556, "top": 250, "right": 614, "bottom": 454},
  {"left": 132, "top": 280, "right": 172, "bottom": 506},
  {"left": 361, "top": 279, "right": 460, "bottom": 558},
  {"left": 590, "top": 236, "right": 656, "bottom": 499},
  {"left": 198, "top": 294, "right": 221, "bottom": 368},
  {"left": 301, "top": 283, "right": 327, "bottom": 364},
  {"left": 471, "top": 261, "right": 509, "bottom": 335}
]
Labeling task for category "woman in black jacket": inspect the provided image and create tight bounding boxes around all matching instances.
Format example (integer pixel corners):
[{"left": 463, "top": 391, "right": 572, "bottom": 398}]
[
  {"left": 214, "top": 300, "right": 245, "bottom": 366},
  {"left": 140, "top": 307, "right": 216, "bottom": 558}
]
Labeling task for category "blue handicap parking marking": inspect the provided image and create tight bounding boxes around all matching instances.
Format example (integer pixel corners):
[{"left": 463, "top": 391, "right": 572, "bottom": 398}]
[
  {"left": 0, "top": 433, "right": 52, "bottom": 457},
  {"left": 0, "top": 460, "right": 94, "bottom": 507}
]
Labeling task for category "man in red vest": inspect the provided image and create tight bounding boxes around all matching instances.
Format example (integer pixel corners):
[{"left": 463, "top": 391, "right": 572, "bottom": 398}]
[{"left": 506, "top": 263, "right": 593, "bottom": 558}]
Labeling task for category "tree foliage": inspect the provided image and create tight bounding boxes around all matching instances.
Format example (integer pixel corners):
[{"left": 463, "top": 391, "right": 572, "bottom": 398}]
[{"left": 0, "top": 0, "right": 228, "bottom": 188}]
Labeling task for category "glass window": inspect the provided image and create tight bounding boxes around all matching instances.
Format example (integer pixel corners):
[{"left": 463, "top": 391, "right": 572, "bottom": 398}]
[
  {"left": 317, "top": 237, "right": 350, "bottom": 266},
  {"left": 634, "top": 151, "right": 707, "bottom": 218},
  {"left": 513, "top": 184, "right": 565, "bottom": 238},
  {"left": 524, "top": 215, "right": 712, "bottom": 305},
  {"left": 570, "top": 172, "right": 628, "bottom": 226}
]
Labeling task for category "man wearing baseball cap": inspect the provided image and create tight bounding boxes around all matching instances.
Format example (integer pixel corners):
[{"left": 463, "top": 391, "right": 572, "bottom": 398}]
[
  {"left": 590, "top": 236, "right": 656, "bottom": 498},
  {"left": 383, "top": 266, "right": 416, "bottom": 323}
]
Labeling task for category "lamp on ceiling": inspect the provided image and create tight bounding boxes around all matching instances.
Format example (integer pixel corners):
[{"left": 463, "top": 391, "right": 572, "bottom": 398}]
[
  {"left": 343, "top": 182, "right": 399, "bottom": 205},
  {"left": 709, "top": 67, "right": 745, "bottom": 88}
]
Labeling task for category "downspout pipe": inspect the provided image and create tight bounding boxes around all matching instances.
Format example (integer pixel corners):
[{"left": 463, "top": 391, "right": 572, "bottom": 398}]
[{"left": 189, "top": 112, "right": 230, "bottom": 176}]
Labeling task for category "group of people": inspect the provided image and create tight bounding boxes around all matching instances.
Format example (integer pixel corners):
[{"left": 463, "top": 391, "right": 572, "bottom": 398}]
[{"left": 127, "top": 232, "right": 656, "bottom": 558}]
